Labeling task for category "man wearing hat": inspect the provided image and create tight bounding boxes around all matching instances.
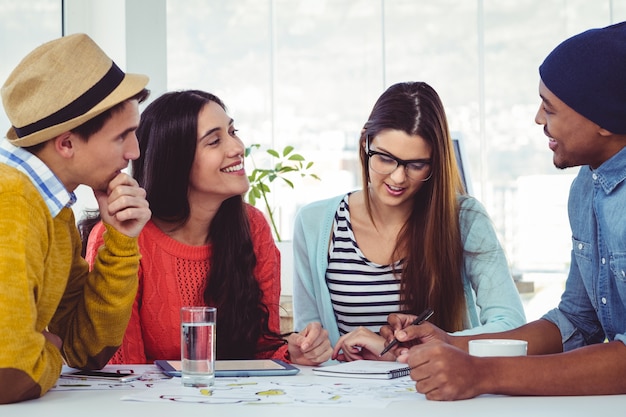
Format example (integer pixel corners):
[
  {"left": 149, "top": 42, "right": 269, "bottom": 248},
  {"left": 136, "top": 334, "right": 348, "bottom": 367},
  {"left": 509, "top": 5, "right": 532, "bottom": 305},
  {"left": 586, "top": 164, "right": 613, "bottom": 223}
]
[
  {"left": 378, "top": 22, "right": 626, "bottom": 400},
  {"left": 0, "top": 34, "right": 151, "bottom": 403}
]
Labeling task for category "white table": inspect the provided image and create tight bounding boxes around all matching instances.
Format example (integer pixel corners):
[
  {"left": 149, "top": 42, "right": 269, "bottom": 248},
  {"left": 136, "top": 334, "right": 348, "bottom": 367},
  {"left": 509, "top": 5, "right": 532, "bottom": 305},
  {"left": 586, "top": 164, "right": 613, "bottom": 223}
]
[{"left": 2, "top": 364, "right": 624, "bottom": 416}]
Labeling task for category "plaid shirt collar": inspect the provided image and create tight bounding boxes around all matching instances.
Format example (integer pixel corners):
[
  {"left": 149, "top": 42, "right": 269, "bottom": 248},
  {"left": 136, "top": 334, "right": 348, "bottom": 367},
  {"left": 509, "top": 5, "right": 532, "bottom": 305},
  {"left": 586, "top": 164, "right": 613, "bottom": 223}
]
[{"left": 0, "top": 138, "right": 76, "bottom": 217}]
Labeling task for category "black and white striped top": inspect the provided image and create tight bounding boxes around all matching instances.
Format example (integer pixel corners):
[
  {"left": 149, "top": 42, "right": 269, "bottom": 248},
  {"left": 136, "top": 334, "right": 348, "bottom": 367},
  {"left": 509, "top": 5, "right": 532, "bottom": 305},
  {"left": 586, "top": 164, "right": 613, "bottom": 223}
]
[{"left": 326, "top": 194, "right": 402, "bottom": 336}]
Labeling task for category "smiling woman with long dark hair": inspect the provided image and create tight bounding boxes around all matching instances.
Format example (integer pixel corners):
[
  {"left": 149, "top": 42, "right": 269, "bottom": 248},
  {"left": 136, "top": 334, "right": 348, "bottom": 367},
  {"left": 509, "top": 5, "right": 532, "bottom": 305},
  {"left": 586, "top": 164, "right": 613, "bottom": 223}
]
[{"left": 84, "top": 90, "right": 331, "bottom": 365}]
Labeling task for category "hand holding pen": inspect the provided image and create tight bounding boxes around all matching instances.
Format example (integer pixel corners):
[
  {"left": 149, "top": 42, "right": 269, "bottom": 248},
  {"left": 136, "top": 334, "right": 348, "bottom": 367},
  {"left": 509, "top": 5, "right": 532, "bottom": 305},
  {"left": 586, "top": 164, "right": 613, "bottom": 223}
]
[{"left": 379, "top": 308, "right": 434, "bottom": 356}]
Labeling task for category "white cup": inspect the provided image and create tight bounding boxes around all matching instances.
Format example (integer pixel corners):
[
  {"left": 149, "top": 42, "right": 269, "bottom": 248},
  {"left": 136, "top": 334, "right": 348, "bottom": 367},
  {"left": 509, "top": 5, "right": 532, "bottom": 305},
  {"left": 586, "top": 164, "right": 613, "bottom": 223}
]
[
  {"left": 180, "top": 306, "right": 217, "bottom": 387},
  {"left": 468, "top": 339, "right": 527, "bottom": 357}
]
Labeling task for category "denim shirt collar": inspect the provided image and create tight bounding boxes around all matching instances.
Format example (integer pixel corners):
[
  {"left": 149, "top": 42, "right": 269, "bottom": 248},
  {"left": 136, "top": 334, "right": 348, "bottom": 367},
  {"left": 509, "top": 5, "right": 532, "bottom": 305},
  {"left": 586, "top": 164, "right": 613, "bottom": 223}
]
[{"left": 590, "top": 146, "right": 626, "bottom": 195}]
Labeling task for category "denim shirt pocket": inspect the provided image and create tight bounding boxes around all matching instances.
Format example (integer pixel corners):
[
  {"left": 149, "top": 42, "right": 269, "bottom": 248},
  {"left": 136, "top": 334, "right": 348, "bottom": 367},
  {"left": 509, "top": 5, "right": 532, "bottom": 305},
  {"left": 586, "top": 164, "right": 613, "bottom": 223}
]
[
  {"left": 572, "top": 237, "right": 592, "bottom": 276},
  {"left": 610, "top": 252, "right": 626, "bottom": 303},
  {"left": 610, "top": 252, "right": 626, "bottom": 282}
]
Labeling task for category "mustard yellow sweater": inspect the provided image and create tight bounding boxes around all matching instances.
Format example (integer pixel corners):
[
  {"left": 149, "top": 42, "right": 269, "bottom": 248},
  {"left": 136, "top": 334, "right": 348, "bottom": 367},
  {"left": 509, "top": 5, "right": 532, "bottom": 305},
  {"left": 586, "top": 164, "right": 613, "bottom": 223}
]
[{"left": 0, "top": 164, "right": 140, "bottom": 403}]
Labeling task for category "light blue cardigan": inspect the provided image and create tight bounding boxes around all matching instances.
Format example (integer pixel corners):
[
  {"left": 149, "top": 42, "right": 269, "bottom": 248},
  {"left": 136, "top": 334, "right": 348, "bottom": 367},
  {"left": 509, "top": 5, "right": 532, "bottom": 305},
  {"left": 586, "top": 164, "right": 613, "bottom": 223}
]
[{"left": 292, "top": 193, "right": 526, "bottom": 346}]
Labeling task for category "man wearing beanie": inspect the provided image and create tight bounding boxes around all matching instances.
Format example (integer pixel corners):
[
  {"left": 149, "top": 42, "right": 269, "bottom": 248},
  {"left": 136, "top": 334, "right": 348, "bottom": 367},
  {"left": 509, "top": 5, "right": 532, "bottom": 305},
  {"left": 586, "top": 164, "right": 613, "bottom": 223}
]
[
  {"left": 0, "top": 34, "right": 151, "bottom": 403},
  {"left": 378, "top": 22, "right": 626, "bottom": 400}
]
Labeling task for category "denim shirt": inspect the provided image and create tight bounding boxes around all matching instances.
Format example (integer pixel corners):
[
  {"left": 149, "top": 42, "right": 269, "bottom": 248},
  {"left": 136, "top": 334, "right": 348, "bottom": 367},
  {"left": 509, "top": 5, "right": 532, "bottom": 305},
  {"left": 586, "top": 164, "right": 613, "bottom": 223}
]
[{"left": 543, "top": 146, "right": 626, "bottom": 350}]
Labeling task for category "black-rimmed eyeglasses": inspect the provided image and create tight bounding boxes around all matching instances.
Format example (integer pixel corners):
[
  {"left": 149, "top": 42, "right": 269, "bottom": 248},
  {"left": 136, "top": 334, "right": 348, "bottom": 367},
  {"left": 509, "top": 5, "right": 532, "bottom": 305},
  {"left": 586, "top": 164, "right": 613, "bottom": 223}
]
[{"left": 366, "top": 138, "right": 432, "bottom": 181}]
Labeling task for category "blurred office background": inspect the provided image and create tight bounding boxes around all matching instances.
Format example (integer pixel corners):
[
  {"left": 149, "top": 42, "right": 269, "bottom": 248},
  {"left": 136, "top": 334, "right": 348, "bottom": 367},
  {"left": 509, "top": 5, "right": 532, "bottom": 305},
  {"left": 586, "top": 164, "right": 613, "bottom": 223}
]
[{"left": 2, "top": 0, "right": 625, "bottom": 320}]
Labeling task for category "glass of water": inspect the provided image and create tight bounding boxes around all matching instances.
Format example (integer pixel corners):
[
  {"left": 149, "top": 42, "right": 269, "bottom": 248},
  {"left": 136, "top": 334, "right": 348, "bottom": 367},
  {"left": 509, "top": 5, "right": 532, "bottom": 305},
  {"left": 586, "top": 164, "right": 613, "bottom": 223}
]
[{"left": 180, "top": 306, "right": 216, "bottom": 387}]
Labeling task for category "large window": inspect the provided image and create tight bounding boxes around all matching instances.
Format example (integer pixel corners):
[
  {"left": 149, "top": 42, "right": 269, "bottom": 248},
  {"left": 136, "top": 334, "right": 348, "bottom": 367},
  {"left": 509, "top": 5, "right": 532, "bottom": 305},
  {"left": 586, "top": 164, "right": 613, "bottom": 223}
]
[
  {"left": 166, "top": 0, "right": 385, "bottom": 239},
  {"left": 165, "top": 0, "right": 626, "bottom": 318},
  {"left": 164, "top": 1, "right": 623, "bottom": 267}
]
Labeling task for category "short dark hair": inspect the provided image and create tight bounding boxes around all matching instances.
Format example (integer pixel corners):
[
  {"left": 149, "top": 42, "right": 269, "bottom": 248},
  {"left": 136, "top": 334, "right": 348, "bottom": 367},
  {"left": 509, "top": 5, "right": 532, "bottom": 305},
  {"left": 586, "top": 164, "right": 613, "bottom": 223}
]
[{"left": 71, "top": 88, "right": 150, "bottom": 140}]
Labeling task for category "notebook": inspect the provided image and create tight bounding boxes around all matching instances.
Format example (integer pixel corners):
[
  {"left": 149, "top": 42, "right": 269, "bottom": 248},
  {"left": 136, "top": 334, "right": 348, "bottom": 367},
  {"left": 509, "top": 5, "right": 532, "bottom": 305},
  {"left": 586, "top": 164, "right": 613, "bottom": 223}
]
[{"left": 312, "top": 360, "right": 411, "bottom": 379}]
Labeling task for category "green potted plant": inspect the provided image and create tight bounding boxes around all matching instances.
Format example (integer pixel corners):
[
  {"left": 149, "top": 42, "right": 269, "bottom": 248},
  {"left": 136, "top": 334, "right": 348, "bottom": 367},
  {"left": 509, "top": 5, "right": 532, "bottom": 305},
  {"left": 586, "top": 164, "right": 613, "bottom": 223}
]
[{"left": 245, "top": 144, "right": 320, "bottom": 242}]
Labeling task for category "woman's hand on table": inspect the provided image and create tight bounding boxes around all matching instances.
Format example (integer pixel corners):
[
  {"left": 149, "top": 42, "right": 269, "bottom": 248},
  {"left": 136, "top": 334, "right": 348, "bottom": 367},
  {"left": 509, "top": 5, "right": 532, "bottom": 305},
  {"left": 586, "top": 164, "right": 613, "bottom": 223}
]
[
  {"left": 287, "top": 322, "right": 333, "bottom": 366},
  {"left": 332, "top": 327, "right": 396, "bottom": 362}
]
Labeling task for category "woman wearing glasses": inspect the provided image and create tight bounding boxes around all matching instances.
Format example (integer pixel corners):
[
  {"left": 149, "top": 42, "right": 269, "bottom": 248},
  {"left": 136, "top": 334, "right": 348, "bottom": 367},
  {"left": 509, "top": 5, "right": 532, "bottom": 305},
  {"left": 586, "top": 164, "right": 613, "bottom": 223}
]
[{"left": 292, "top": 81, "right": 526, "bottom": 362}]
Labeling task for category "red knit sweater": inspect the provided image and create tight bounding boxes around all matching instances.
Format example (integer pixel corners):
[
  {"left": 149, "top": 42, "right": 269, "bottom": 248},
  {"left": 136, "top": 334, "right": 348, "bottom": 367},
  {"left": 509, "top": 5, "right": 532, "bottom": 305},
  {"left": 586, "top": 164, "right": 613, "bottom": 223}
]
[{"left": 85, "top": 204, "right": 289, "bottom": 364}]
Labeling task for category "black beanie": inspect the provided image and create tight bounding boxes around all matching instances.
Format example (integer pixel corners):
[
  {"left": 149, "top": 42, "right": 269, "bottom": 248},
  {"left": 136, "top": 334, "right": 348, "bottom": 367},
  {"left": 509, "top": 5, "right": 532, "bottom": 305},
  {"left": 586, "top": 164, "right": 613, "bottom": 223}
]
[{"left": 539, "top": 21, "right": 626, "bottom": 134}]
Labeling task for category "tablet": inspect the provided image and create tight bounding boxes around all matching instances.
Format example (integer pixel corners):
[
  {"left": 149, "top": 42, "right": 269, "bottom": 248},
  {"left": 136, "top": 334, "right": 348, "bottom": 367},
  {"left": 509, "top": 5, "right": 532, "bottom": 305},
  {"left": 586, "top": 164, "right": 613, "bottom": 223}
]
[{"left": 155, "top": 359, "right": 300, "bottom": 377}]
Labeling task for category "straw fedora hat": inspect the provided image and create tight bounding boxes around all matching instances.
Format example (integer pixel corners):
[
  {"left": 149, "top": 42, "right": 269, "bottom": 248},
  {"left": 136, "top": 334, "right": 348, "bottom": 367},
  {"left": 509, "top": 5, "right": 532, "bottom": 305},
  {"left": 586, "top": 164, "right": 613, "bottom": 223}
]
[{"left": 1, "top": 33, "right": 149, "bottom": 147}]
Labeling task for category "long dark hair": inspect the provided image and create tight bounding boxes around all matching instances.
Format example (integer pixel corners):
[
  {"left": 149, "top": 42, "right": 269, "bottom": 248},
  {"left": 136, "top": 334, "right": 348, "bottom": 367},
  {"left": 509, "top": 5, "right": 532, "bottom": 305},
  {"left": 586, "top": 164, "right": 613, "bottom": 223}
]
[
  {"left": 135, "top": 90, "right": 285, "bottom": 358},
  {"left": 359, "top": 81, "right": 467, "bottom": 331}
]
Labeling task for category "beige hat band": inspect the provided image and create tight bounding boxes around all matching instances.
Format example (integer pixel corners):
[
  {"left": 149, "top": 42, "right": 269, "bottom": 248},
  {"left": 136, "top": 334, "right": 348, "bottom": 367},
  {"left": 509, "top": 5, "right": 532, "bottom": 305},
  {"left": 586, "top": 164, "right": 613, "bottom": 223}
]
[{"left": 13, "top": 61, "right": 124, "bottom": 139}]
